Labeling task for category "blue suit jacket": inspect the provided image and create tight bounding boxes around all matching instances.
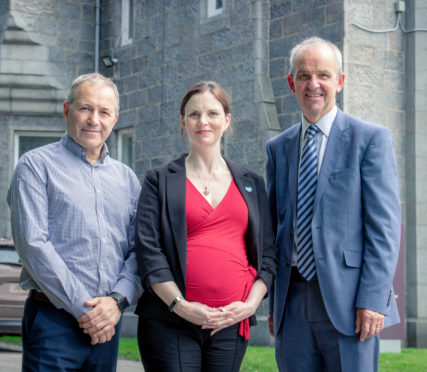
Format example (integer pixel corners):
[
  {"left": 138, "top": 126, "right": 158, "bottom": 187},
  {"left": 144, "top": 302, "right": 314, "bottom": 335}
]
[{"left": 266, "top": 108, "right": 401, "bottom": 336}]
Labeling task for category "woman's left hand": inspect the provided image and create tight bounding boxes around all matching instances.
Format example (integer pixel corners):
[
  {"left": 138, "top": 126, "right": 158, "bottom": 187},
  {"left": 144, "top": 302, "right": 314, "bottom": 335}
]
[{"left": 201, "top": 301, "right": 255, "bottom": 335}]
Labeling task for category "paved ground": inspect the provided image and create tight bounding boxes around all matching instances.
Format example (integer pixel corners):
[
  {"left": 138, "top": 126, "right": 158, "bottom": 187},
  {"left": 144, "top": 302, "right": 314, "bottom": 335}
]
[{"left": 0, "top": 344, "right": 144, "bottom": 372}]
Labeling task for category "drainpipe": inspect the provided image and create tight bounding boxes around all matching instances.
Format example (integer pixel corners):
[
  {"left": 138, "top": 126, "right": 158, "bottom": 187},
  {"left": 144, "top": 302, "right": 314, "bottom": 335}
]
[{"left": 95, "top": 0, "right": 100, "bottom": 72}]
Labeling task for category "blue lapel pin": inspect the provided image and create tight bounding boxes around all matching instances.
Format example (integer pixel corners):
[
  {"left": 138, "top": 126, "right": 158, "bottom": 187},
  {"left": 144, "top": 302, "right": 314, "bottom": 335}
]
[{"left": 245, "top": 186, "right": 253, "bottom": 193}]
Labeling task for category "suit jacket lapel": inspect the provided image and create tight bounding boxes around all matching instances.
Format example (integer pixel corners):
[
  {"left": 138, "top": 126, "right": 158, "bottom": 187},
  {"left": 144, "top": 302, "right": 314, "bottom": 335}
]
[
  {"left": 285, "top": 123, "right": 302, "bottom": 226},
  {"left": 314, "top": 110, "right": 349, "bottom": 212},
  {"left": 165, "top": 156, "right": 187, "bottom": 282}
]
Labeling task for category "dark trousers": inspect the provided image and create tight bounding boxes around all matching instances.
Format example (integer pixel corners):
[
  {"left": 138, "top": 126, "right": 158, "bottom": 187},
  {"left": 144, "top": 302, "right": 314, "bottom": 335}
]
[
  {"left": 22, "top": 296, "right": 122, "bottom": 372},
  {"left": 138, "top": 317, "right": 248, "bottom": 372},
  {"left": 275, "top": 273, "right": 379, "bottom": 372}
]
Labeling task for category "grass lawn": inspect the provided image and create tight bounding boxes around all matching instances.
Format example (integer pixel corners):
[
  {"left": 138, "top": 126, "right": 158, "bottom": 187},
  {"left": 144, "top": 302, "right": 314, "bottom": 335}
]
[{"left": 2, "top": 335, "right": 427, "bottom": 371}]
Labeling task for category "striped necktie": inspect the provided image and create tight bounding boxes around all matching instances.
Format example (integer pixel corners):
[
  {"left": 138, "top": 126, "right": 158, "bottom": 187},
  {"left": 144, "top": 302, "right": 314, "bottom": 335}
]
[{"left": 297, "top": 124, "right": 319, "bottom": 281}]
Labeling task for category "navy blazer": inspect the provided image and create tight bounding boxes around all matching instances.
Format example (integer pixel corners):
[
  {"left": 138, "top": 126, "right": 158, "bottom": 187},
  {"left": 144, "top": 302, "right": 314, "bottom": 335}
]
[
  {"left": 267, "top": 109, "right": 401, "bottom": 336},
  {"left": 135, "top": 154, "right": 277, "bottom": 323}
]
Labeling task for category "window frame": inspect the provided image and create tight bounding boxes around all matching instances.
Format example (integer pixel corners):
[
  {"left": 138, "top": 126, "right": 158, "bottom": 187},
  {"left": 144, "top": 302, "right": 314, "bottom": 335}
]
[
  {"left": 14, "top": 131, "right": 64, "bottom": 168},
  {"left": 207, "top": 0, "right": 224, "bottom": 17},
  {"left": 121, "top": 0, "right": 133, "bottom": 46},
  {"left": 117, "top": 128, "right": 134, "bottom": 169}
]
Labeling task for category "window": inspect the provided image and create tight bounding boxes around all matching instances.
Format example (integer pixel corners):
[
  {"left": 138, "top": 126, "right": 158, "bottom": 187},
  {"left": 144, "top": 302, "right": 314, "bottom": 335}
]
[
  {"left": 118, "top": 128, "right": 134, "bottom": 169},
  {"left": 207, "top": 0, "right": 224, "bottom": 17},
  {"left": 121, "top": 0, "right": 133, "bottom": 46},
  {"left": 14, "top": 132, "right": 63, "bottom": 167}
]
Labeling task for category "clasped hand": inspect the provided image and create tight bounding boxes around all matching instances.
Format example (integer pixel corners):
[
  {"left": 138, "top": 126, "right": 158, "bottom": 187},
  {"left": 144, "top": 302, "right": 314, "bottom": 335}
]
[
  {"left": 78, "top": 296, "right": 122, "bottom": 345},
  {"left": 173, "top": 300, "right": 254, "bottom": 336}
]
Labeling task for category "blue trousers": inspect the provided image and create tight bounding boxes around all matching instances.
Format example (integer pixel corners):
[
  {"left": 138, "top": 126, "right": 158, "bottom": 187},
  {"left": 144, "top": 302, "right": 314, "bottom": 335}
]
[
  {"left": 22, "top": 296, "right": 122, "bottom": 372},
  {"left": 275, "top": 278, "right": 380, "bottom": 372},
  {"left": 138, "top": 317, "right": 248, "bottom": 372}
]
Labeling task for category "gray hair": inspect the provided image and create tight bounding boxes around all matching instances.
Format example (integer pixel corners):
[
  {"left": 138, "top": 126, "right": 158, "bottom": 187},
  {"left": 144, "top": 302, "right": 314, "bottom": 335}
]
[
  {"left": 288, "top": 37, "right": 343, "bottom": 77},
  {"left": 66, "top": 73, "right": 120, "bottom": 114}
]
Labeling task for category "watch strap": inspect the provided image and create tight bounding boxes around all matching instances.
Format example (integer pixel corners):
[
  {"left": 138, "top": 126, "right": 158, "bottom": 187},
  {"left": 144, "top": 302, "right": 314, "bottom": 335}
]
[{"left": 168, "top": 295, "right": 184, "bottom": 312}]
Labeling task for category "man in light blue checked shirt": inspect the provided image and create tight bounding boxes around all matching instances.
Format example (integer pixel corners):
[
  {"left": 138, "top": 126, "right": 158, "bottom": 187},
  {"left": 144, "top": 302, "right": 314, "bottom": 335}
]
[{"left": 8, "top": 73, "right": 143, "bottom": 372}]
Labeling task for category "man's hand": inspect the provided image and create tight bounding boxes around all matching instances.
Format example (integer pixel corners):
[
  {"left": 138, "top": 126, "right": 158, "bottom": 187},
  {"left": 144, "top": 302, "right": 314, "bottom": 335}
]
[
  {"left": 268, "top": 312, "right": 274, "bottom": 337},
  {"left": 355, "top": 308, "right": 384, "bottom": 342},
  {"left": 78, "top": 296, "right": 122, "bottom": 345}
]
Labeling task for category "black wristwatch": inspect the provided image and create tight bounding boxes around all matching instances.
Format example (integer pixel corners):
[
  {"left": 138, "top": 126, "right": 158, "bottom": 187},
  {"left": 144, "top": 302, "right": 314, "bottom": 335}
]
[{"left": 110, "top": 292, "right": 129, "bottom": 312}]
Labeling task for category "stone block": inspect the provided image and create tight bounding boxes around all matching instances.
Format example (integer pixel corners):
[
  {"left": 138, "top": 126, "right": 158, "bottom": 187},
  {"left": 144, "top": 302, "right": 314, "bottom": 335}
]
[
  {"left": 270, "top": 18, "right": 283, "bottom": 40},
  {"left": 69, "top": 21, "right": 94, "bottom": 40},
  {"left": 232, "top": 101, "right": 255, "bottom": 122},
  {"left": 213, "top": 65, "right": 240, "bottom": 87},
  {"left": 56, "top": 2, "right": 81, "bottom": 19},
  {"left": 199, "top": 15, "right": 229, "bottom": 36},
  {"left": 2, "top": 44, "right": 49, "bottom": 61},
  {"left": 148, "top": 85, "right": 163, "bottom": 104},
  {"left": 138, "top": 104, "right": 159, "bottom": 124},
  {"left": 160, "top": 100, "right": 178, "bottom": 120},
  {"left": 217, "top": 49, "right": 234, "bottom": 68},
  {"left": 233, "top": 82, "right": 253, "bottom": 102},
  {"left": 198, "top": 53, "right": 218, "bottom": 73},
  {"left": 116, "top": 109, "right": 138, "bottom": 128},
  {"left": 118, "top": 60, "right": 132, "bottom": 78},
  {"left": 271, "top": 77, "right": 289, "bottom": 97},
  {"left": 240, "top": 23, "right": 255, "bottom": 43},
  {"left": 231, "top": 4, "right": 250, "bottom": 25},
  {"left": 238, "top": 61, "right": 255, "bottom": 82},
  {"left": 49, "top": 47, "right": 66, "bottom": 63},
  {"left": 129, "top": 90, "right": 148, "bottom": 108},
  {"left": 176, "top": 58, "right": 199, "bottom": 80},
  {"left": 132, "top": 56, "right": 149, "bottom": 74},
  {"left": 270, "top": 57, "right": 285, "bottom": 79},
  {"left": 270, "top": 37, "right": 293, "bottom": 60},
  {"left": 138, "top": 69, "right": 161, "bottom": 89},
  {"left": 0, "top": 59, "right": 22, "bottom": 74},
  {"left": 134, "top": 20, "right": 150, "bottom": 40},
  {"left": 270, "top": 2, "right": 291, "bottom": 19},
  {"left": 137, "top": 37, "right": 157, "bottom": 55},
  {"left": 82, "top": 4, "right": 95, "bottom": 23},
  {"left": 212, "top": 28, "right": 240, "bottom": 50}
]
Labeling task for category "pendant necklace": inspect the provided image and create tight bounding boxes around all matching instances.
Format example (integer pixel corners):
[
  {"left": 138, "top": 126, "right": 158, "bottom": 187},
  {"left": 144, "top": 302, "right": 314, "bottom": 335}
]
[
  {"left": 187, "top": 157, "right": 217, "bottom": 197},
  {"left": 196, "top": 172, "right": 214, "bottom": 196}
]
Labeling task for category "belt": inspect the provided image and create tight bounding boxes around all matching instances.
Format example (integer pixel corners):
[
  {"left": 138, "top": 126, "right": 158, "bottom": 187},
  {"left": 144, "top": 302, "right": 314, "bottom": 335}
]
[
  {"left": 290, "top": 266, "right": 307, "bottom": 282},
  {"left": 290, "top": 266, "right": 318, "bottom": 282},
  {"left": 30, "top": 290, "right": 54, "bottom": 306}
]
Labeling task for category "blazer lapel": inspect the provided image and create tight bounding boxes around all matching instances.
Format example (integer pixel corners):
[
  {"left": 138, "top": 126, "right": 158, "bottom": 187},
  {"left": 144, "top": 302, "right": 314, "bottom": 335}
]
[
  {"left": 165, "top": 156, "right": 188, "bottom": 282},
  {"left": 314, "top": 110, "right": 349, "bottom": 212},
  {"left": 285, "top": 123, "right": 302, "bottom": 226},
  {"left": 226, "top": 159, "right": 259, "bottom": 266}
]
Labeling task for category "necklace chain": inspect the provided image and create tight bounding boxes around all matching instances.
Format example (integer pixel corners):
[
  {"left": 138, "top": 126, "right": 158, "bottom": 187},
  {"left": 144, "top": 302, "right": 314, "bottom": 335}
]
[{"left": 187, "top": 157, "right": 220, "bottom": 196}]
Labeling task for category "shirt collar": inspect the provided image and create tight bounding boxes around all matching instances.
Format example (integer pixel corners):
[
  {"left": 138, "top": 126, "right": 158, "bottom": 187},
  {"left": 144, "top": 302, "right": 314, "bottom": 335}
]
[
  {"left": 61, "top": 133, "right": 109, "bottom": 164},
  {"left": 301, "top": 105, "right": 338, "bottom": 138}
]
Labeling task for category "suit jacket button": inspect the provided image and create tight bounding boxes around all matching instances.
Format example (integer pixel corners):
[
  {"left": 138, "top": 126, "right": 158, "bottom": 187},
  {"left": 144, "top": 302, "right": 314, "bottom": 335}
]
[{"left": 285, "top": 260, "right": 290, "bottom": 267}]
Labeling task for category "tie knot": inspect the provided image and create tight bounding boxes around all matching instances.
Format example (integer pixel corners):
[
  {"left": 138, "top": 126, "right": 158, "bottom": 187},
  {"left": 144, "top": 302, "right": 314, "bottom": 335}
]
[{"left": 306, "top": 125, "right": 319, "bottom": 139}]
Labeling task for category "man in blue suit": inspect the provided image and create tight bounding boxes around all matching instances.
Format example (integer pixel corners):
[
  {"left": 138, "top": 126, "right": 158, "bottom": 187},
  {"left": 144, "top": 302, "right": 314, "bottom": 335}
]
[{"left": 266, "top": 37, "right": 401, "bottom": 371}]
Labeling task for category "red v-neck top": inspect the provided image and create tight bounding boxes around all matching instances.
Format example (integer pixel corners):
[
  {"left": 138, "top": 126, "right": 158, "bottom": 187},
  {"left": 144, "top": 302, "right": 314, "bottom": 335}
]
[{"left": 185, "top": 178, "right": 257, "bottom": 339}]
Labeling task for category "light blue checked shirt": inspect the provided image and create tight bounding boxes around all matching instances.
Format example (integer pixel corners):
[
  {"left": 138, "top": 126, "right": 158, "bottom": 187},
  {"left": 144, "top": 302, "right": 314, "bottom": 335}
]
[{"left": 8, "top": 134, "right": 142, "bottom": 320}]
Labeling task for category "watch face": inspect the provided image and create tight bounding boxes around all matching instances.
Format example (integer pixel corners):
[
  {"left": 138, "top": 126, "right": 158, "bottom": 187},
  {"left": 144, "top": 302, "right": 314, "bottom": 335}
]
[{"left": 118, "top": 297, "right": 129, "bottom": 311}]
